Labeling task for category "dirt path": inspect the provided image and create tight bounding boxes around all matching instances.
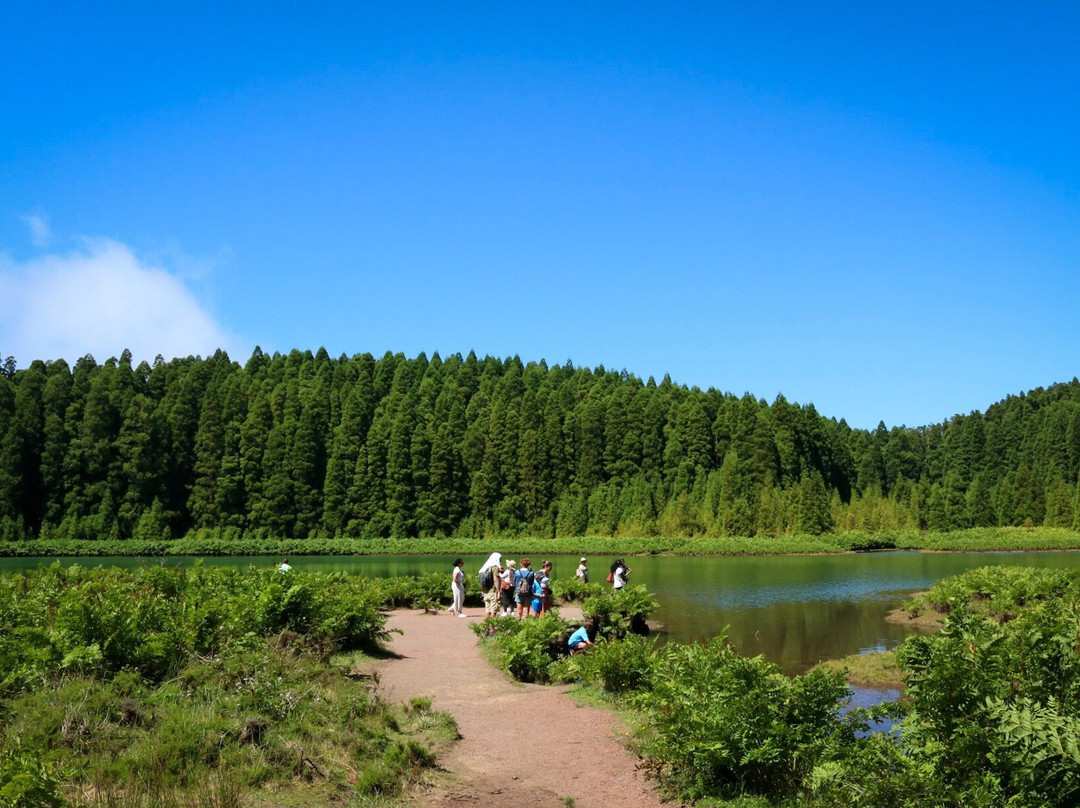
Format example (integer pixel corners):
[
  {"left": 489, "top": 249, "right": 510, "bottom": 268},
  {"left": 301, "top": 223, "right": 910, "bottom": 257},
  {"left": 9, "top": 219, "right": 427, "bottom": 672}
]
[{"left": 372, "top": 609, "right": 668, "bottom": 808}]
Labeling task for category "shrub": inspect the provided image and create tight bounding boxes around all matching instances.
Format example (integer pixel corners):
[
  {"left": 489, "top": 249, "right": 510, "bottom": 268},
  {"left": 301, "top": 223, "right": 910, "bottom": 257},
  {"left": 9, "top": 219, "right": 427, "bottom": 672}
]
[
  {"left": 551, "top": 579, "right": 606, "bottom": 603},
  {"left": 0, "top": 750, "right": 64, "bottom": 808},
  {"left": 639, "top": 633, "right": 849, "bottom": 802},
  {"left": 553, "top": 634, "right": 655, "bottom": 694},
  {"left": 472, "top": 614, "right": 571, "bottom": 683},
  {"left": 581, "top": 586, "right": 658, "bottom": 639}
]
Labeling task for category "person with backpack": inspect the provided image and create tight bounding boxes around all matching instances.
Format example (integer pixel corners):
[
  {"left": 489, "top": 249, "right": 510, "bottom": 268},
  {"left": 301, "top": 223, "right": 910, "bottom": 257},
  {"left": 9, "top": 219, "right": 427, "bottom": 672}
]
[
  {"left": 449, "top": 558, "right": 466, "bottom": 617},
  {"left": 478, "top": 552, "right": 502, "bottom": 618},
  {"left": 514, "top": 558, "right": 535, "bottom": 619}
]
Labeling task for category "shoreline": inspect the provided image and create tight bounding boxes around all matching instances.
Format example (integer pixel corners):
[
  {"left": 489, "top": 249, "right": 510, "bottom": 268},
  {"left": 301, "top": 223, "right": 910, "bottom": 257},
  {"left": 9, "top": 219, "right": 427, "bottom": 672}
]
[{"left": 3, "top": 527, "right": 1080, "bottom": 559}]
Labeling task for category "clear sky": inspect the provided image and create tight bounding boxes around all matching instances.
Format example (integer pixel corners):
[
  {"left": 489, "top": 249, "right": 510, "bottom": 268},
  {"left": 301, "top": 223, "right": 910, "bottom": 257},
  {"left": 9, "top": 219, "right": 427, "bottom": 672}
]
[{"left": 1, "top": 2, "right": 1078, "bottom": 429}]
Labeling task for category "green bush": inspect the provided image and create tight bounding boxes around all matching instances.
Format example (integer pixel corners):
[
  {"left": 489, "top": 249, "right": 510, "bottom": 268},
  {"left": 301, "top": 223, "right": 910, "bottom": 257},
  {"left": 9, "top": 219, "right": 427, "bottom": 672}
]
[
  {"left": 582, "top": 585, "right": 658, "bottom": 639},
  {"left": 639, "top": 633, "right": 849, "bottom": 802},
  {"left": 897, "top": 593, "right": 1080, "bottom": 807},
  {"left": 550, "top": 579, "right": 607, "bottom": 603},
  {"left": 471, "top": 614, "right": 571, "bottom": 683},
  {"left": 0, "top": 750, "right": 64, "bottom": 808},
  {"left": 553, "top": 633, "right": 655, "bottom": 693},
  {"left": 904, "top": 565, "right": 1079, "bottom": 620}
]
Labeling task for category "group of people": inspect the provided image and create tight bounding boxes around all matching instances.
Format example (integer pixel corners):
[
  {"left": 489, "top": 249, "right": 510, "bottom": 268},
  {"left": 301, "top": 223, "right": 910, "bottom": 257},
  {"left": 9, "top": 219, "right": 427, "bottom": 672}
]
[
  {"left": 448, "top": 554, "right": 633, "bottom": 619},
  {"left": 446, "top": 553, "right": 632, "bottom": 653},
  {"left": 449, "top": 554, "right": 557, "bottom": 619}
]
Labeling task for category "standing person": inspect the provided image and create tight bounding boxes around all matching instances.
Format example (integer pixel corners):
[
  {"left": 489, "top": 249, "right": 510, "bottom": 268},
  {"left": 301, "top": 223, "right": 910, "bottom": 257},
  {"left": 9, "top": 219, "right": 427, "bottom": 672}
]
[
  {"left": 531, "top": 566, "right": 546, "bottom": 616},
  {"left": 537, "top": 560, "right": 553, "bottom": 615},
  {"left": 277, "top": 557, "right": 292, "bottom": 574},
  {"left": 514, "top": 558, "right": 535, "bottom": 619},
  {"left": 613, "top": 558, "right": 631, "bottom": 590},
  {"left": 575, "top": 557, "right": 588, "bottom": 583},
  {"left": 499, "top": 559, "right": 516, "bottom": 616},
  {"left": 449, "top": 558, "right": 466, "bottom": 617},
  {"left": 478, "top": 552, "right": 502, "bottom": 619}
]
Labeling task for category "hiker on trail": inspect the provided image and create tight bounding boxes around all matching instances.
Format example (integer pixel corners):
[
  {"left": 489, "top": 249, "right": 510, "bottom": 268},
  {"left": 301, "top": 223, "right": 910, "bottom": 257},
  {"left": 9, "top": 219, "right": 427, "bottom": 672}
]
[
  {"left": 576, "top": 557, "right": 588, "bottom": 583},
  {"left": 539, "top": 560, "right": 554, "bottom": 614},
  {"left": 479, "top": 552, "right": 502, "bottom": 618},
  {"left": 514, "top": 558, "right": 535, "bottom": 619},
  {"left": 568, "top": 622, "right": 596, "bottom": 655},
  {"left": 449, "top": 558, "right": 466, "bottom": 617},
  {"left": 499, "top": 559, "right": 516, "bottom": 616},
  {"left": 277, "top": 557, "right": 292, "bottom": 574},
  {"left": 611, "top": 559, "right": 631, "bottom": 590}
]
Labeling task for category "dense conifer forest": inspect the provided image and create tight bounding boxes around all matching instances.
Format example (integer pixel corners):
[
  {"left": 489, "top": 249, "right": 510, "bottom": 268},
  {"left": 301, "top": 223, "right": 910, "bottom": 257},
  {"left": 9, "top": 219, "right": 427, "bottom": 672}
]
[{"left": 0, "top": 348, "right": 1078, "bottom": 542}]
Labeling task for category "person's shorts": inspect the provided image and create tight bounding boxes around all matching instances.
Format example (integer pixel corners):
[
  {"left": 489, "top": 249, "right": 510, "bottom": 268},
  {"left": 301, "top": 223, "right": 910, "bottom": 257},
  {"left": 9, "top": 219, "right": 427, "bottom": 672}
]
[{"left": 531, "top": 598, "right": 543, "bottom": 613}]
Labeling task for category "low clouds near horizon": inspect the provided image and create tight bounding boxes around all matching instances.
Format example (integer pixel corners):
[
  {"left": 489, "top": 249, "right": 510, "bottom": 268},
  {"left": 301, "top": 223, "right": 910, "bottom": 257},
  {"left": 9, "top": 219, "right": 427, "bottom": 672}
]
[{"left": 1, "top": 238, "right": 241, "bottom": 367}]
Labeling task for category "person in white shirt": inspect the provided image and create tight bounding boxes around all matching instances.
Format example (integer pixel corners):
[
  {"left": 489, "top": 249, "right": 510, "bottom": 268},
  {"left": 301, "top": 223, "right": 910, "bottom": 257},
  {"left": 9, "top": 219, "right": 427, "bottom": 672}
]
[
  {"left": 499, "top": 560, "right": 516, "bottom": 615},
  {"left": 277, "top": 557, "right": 292, "bottom": 574},
  {"left": 612, "top": 559, "right": 631, "bottom": 590},
  {"left": 575, "top": 557, "right": 588, "bottom": 583},
  {"left": 449, "top": 558, "right": 466, "bottom": 617}
]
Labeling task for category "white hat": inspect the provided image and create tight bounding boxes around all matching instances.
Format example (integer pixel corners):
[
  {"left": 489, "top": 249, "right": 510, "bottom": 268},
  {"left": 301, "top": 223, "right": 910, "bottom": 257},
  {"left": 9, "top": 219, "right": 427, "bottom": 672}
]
[{"left": 580, "top": 557, "right": 587, "bottom": 562}]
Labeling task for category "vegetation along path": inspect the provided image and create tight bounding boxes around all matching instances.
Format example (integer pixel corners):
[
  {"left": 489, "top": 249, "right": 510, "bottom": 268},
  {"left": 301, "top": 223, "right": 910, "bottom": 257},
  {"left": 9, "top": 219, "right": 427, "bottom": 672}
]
[{"left": 373, "top": 608, "right": 667, "bottom": 808}]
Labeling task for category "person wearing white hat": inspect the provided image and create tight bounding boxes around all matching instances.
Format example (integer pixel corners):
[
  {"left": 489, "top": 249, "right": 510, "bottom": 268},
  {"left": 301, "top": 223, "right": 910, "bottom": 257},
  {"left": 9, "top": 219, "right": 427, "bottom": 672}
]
[
  {"left": 575, "top": 557, "right": 588, "bottom": 583},
  {"left": 478, "top": 552, "right": 503, "bottom": 618}
]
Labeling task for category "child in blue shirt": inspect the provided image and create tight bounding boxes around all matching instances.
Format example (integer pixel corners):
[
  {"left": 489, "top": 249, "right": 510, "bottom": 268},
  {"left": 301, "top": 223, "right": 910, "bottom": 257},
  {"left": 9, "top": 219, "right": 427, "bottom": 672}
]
[{"left": 568, "top": 623, "right": 595, "bottom": 654}]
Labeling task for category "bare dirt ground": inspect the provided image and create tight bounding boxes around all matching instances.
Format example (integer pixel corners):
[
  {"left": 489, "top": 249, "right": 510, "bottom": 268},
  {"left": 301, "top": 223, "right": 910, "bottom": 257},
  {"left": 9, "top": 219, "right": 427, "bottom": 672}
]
[{"left": 371, "top": 608, "right": 670, "bottom": 808}]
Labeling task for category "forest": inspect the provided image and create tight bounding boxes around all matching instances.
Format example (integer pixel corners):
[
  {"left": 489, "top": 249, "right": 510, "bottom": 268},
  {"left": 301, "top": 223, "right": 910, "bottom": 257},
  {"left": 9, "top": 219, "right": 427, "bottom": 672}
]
[{"left": 0, "top": 348, "right": 1078, "bottom": 542}]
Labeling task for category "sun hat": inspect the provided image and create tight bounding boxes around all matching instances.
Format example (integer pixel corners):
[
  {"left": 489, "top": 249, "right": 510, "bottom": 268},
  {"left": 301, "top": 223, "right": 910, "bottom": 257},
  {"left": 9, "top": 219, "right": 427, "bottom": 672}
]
[
  {"left": 580, "top": 557, "right": 587, "bottom": 562},
  {"left": 507, "top": 559, "right": 517, "bottom": 569}
]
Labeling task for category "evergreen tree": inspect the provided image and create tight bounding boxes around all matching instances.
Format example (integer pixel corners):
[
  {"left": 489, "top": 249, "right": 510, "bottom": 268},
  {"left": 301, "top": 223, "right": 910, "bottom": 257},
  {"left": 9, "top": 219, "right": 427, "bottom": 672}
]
[{"left": 796, "top": 469, "right": 833, "bottom": 535}]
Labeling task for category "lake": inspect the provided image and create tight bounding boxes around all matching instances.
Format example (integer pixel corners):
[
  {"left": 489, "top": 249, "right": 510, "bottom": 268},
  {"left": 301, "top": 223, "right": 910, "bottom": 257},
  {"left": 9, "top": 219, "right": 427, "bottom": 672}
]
[{"left": 5, "top": 550, "right": 1080, "bottom": 674}]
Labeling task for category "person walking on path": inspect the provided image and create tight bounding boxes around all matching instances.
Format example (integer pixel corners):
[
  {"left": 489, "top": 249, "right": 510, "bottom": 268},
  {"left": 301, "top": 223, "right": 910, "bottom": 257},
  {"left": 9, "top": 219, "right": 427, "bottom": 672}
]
[
  {"left": 514, "top": 558, "right": 535, "bottom": 619},
  {"left": 576, "top": 557, "right": 588, "bottom": 583},
  {"left": 479, "top": 552, "right": 502, "bottom": 618},
  {"left": 499, "top": 559, "right": 516, "bottom": 616},
  {"left": 449, "top": 558, "right": 467, "bottom": 617}
]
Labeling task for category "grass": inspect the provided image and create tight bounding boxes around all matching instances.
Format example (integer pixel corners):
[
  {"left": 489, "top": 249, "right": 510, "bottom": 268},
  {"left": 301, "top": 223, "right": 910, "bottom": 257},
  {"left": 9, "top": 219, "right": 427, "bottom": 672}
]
[
  {"left": 813, "top": 650, "right": 904, "bottom": 690},
  {"left": 0, "top": 566, "right": 456, "bottom": 808},
  {"left": 3, "top": 645, "right": 456, "bottom": 807}
]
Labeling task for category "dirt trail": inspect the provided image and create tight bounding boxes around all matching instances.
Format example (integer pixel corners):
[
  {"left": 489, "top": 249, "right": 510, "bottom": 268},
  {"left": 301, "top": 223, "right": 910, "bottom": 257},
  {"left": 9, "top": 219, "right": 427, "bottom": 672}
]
[{"left": 372, "top": 608, "right": 668, "bottom": 808}]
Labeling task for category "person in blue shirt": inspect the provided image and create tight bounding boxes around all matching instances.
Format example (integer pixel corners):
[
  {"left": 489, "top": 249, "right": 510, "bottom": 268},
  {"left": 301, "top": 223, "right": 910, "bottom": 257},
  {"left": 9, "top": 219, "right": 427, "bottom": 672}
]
[
  {"left": 530, "top": 572, "right": 545, "bottom": 616},
  {"left": 568, "top": 623, "right": 595, "bottom": 655}
]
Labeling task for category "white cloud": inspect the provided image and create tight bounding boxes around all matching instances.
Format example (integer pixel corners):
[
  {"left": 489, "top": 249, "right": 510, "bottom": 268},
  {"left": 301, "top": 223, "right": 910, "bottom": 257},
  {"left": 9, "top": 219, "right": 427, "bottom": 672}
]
[
  {"left": 0, "top": 238, "right": 242, "bottom": 365},
  {"left": 20, "top": 214, "right": 52, "bottom": 247}
]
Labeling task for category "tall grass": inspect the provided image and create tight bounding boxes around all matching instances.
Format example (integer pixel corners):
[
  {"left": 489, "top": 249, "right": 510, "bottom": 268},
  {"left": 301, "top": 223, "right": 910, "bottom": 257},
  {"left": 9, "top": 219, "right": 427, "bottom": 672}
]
[{"left": 0, "top": 566, "right": 454, "bottom": 807}]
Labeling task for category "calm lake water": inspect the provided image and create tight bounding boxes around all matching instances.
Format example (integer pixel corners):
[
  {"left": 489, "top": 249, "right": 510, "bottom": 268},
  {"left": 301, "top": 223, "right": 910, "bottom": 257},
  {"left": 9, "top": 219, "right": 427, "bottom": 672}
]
[{"left": 6, "top": 550, "right": 1080, "bottom": 674}]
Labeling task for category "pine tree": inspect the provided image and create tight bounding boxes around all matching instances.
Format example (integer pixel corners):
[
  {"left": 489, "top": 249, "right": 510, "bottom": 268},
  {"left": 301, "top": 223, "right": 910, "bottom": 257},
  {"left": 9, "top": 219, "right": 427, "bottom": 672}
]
[{"left": 796, "top": 469, "right": 833, "bottom": 535}]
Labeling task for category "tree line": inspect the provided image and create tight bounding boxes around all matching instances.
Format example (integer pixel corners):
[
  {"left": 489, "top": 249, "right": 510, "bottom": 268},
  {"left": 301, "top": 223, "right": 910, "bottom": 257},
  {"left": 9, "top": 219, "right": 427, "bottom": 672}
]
[{"left": 0, "top": 348, "right": 1078, "bottom": 542}]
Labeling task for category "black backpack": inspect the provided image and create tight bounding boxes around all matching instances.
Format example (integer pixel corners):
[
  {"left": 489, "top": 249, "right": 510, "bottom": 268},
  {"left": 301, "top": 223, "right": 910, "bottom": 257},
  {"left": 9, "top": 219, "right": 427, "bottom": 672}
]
[{"left": 479, "top": 567, "right": 495, "bottom": 593}]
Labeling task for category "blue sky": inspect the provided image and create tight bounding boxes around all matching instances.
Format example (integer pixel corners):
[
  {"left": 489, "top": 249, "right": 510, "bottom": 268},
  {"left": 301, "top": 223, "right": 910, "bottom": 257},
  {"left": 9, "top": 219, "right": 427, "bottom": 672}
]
[{"left": 1, "top": 2, "right": 1078, "bottom": 429}]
